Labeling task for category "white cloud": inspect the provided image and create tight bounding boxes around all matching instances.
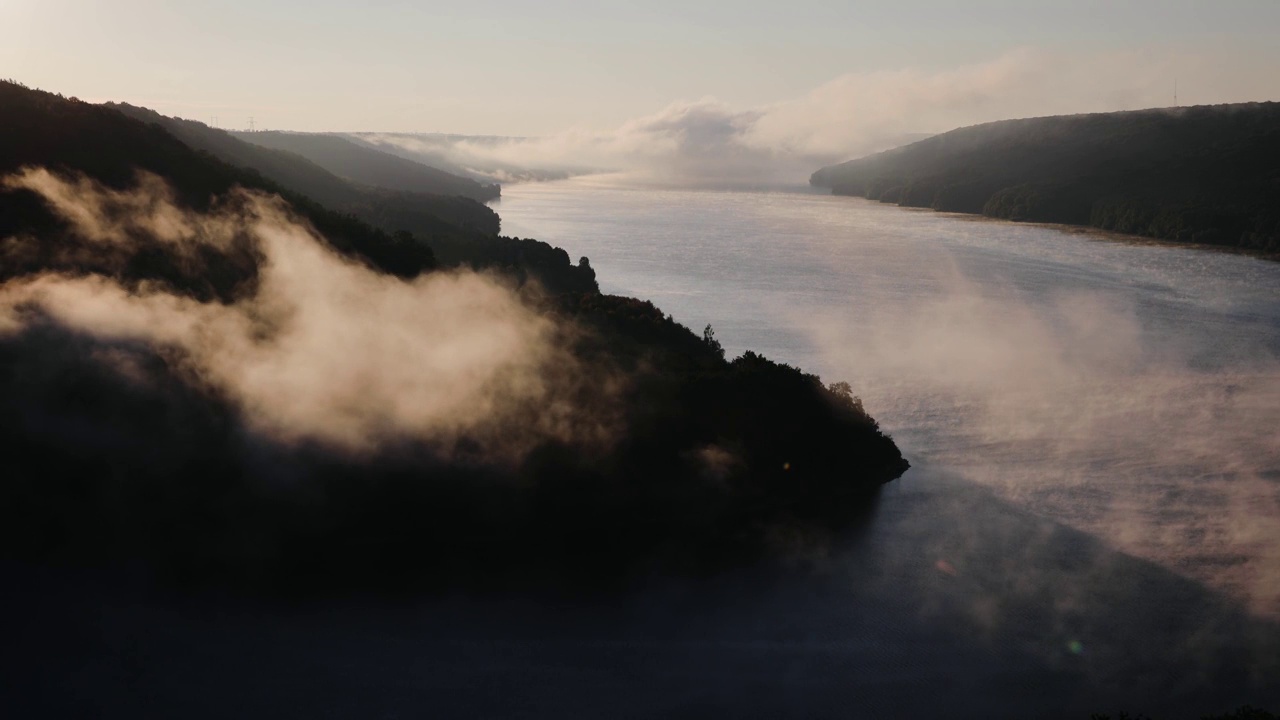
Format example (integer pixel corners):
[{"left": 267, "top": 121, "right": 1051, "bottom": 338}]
[{"left": 363, "top": 47, "right": 1191, "bottom": 187}]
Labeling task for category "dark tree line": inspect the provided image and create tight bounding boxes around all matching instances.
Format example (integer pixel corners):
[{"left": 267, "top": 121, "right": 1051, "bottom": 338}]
[{"left": 812, "top": 103, "right": 1280, "bottom": 255}]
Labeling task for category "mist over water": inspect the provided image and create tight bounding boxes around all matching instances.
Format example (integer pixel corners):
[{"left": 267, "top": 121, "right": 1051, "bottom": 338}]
[
  {"left": 8, "top": 176, "right": 1279, "bottom": 718},
  {"left": 491, "top": 176, "right": 1280, "bottom": 713},
  {"left": 499, "top": 176, "right": 1280, "bottom": 616},
  {"left": 351, "top": 47, "right": 1202, "bottom": 188}
]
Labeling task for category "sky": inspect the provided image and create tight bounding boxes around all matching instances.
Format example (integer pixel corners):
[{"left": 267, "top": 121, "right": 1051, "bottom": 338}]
[{"left": 4, "top": 0, "right": 1280, "bottom": 180}]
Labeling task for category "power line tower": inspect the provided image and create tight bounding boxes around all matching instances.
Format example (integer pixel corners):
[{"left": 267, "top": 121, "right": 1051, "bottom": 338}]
[
  {"left": 1174, "top": 78, "right": 1178, "bottom": 108},
  {"left": 248, "top": 116, "right": 255, "bottom": 133}
]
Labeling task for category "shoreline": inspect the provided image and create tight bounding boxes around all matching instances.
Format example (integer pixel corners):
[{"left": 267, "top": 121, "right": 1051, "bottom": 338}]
[{"left": 825, "top": 191, "right": 1280, "bottom": 264}]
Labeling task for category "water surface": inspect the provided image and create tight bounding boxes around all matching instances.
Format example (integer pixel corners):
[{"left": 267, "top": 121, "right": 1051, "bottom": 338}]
[
  {"left": 498, "top": 175, "right": 1280, "bottom": 619},
  {"left": 7, "top": 177, "right": 1279, "bottom": 719}
]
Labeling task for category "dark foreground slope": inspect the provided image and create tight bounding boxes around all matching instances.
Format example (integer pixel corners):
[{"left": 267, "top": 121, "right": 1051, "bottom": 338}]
[
  {"left": 231, "top": 130, "right": 501, "bottom": 202},
  {"left": 109, "top": 103, "right": 596, "bottom": 294},
  {"left": 0, "top": 81, "right": 907, "bottom": 594},
  {"left": 812, "top": 103, "right": 1280, "bottom": 254}
]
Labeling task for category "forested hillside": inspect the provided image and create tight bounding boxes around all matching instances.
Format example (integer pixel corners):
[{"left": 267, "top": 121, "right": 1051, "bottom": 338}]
[
  {"left": 1, "top": 83, "right": 436, "bottom": 281},
  {"left": 0, "top": 80, "right": 908, "bottom": 593},
  {"left": 108, "top": 103, "right": 499, "bottom": 235},
  {"left": 811, "top": 103, "right": 1280, "bottom": 254},
  {"left": 109, "top": 102, "right": 597, "bottom": 293},
  {"left": 231, "top": 130, "right": 500, "bottom": 202},
  {"left": 347, "top": 132, "right": 583, "bottom": 184}
]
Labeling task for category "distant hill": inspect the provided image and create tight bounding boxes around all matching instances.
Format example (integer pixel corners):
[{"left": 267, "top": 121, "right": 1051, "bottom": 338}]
[
  {"left": 231, "top": 130, "right": 500, "bottom": 202},
  {"left": 0, "top": 82, "right": 436, "bottom": 285},
  {"left": 109, "top": 103, "right": 500, "bottom": 236},
  {"left": 811, "top": 103, "right": 1280, "bottom": 255},
  {"left": 109, "top": 103, "right": 596, "bottom": 293},
  {"left": 348, "top": 132, "right": 590, "bottom": 183}
]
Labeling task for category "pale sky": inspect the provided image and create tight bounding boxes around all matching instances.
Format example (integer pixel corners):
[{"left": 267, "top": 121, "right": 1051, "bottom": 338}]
[{"left": 3, "top": 0, "right": 1278, "bottom": 140}]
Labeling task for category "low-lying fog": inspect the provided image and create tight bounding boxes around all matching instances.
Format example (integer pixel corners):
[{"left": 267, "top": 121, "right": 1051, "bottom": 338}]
[
  {"left": 494, "top": 176, "right": 1280, "bottom": 714},
  {"left": 6, "top": 174, "right": 1277, "bottom": 718},
  {"left": 353, "top": 48, "right": 1203, "bottom": 187},
  {"left": 502, "top": 176, "right": 1280, "bottom": 620}
]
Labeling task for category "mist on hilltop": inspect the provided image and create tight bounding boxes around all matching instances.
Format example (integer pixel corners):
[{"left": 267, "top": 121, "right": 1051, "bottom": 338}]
[{"left": 353, "top": 47, "right": 1201, "bottom": 188}]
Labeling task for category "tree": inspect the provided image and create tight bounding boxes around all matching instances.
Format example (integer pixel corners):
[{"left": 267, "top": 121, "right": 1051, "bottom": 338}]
[
  {"left": 827, "top": 381, "right": 864, "bottom": 414},
  {"left": 702, "top": 323, "right": 724, "bottom": 359}
]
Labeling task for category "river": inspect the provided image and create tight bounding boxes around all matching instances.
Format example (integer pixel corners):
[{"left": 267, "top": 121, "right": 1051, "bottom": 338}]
[
  {"left": 500, "top": 175, "right": 1280, "bottom": 715},
  {"left": 7, "top": 177, "right": 1279, "bottom": 718}
]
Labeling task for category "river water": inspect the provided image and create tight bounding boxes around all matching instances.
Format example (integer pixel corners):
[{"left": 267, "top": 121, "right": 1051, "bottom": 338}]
[
  {"left": 7, "top": 177, "right": 1279, "bottom": 719},
  {"left": 498, "top": 175, "right": 1280, "bottom": 715},
  {"left": 499, "top": 176, "right": 1280, "bottom": 612}
]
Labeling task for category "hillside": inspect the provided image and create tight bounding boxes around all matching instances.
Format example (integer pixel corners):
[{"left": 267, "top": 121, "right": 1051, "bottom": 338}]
[
  {"left": 1, "top": 84, "right": 436, "bottom": 283},
  {"left": 348, "top": 132, "right": 587, "bottom": 183},
  {"left": 108, "top": 103, "right": 596, "bottom": 293},
  {"left": 811, "top": 103, "right": 1280, "bottom": 254},
  {"left": 108, "top": 103, "right": 499, "bottom": 235},
  {"left": 231, "top": 130, "right": 501, "bottom": 202},
  {"left": 0, "top": 80, "right": 908, "bottom": 593}
]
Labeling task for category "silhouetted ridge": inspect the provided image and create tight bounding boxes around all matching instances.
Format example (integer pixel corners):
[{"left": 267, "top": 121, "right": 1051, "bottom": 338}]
[
  {"left": 0, "top": 82, "right": 435, "bottom": 283},
  {"left": 107, "top": 102, "right": 597, "bottom": 294},
  {"left": 232, "top": 130, "right": 500, "bottom": 202},
  {"left": 0, "top": 80, "right": 908, "bottom": 594},
  {"left": 811, "top": 103, "right": 1280, "bottom": 254},
  {"left": 106, "top": 103, "right": 499, "bottom": 235}
]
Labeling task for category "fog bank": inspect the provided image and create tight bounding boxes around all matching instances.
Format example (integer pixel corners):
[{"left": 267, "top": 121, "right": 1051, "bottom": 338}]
[
  {"left": 362, "top": 47, "right": 1215, "bottom": 187},
  {"left": 803, "top": 234, "right": 1280, "bottom": 618},
  {"left": 0, "top": 168, "right": 614, "bottom": 458}
]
